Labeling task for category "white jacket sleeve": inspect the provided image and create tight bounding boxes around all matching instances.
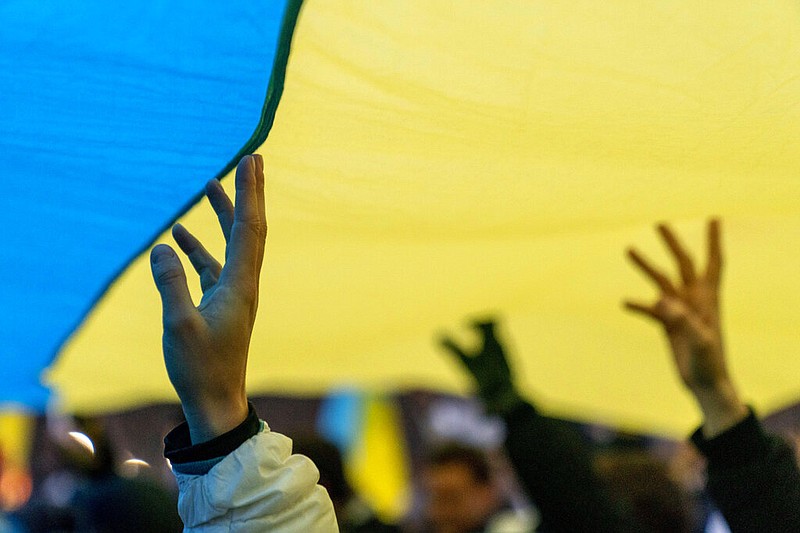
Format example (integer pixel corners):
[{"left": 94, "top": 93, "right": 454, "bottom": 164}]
[{"left": 173, "top": 424, "right": 338, "bottom": 532}]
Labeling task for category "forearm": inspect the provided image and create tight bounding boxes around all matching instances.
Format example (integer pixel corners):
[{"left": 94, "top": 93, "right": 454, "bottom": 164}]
[
  {"left": 501, "top": 400, "right": 642, "bottom": 533},
  {"left": 691, "top": 409, "right": 800, "bottom": 532}
]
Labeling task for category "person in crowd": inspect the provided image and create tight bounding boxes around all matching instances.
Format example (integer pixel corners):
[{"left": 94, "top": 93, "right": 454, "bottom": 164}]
[
  {"left": 594, "top": 449, "right": 695, "bottom": 533},
  {"left": 421, "top": 442, "right": 533, "bottom": 533},
  {"left": 293, "top": 436, "right": 400, "bottom": 533},
  {"left": 149, "top": 154, "right": 337, "bottom": 531},
  {"left": 439, "top": 320, "right": 648, "bottom": 532},
  {"left": 625, "top": 219, "right": 800, "bottom": 531}
]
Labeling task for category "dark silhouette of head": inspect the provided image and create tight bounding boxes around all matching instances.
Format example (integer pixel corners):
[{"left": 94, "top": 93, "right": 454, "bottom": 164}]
[
  {"left": 595, "top": 450, "right": 695, "bottom": 533},
  {"left": 422, "top": 443, "right": 499, "bottom": 533}
]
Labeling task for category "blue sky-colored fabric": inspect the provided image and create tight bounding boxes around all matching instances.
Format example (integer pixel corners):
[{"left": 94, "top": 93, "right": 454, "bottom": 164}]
[{"left": 0, "top": 0, "right": 290, "bottom": 410}]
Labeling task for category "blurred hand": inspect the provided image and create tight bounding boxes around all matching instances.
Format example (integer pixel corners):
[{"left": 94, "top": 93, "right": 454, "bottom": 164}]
[
  {"left": 150, "top": 154, "right": 266, "bottom": 444},
  {"left": 439, "top": 319, "right": 520, "bottom": 413},
  {"left": 625, "top": 220, "right": 747, "bottom": 437}
]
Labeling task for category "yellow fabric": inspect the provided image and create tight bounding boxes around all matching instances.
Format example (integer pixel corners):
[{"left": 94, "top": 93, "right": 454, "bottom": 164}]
[
  {"left": 0, "top": 411, "right": 33, "bottom": 468},
  {"left": 48, "top": 1, "right": 800, "bottom": 435}
]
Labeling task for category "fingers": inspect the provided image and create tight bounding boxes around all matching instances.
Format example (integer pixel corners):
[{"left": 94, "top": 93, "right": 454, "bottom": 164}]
[
  {"left": 626, "top": 297, "right": 713, "bottom": 341},
  {"left": 220, "top": 155, "right": 267, "bottom": 292},
  {"left": 254, "top": 153, "right": 267, "bottom": 273},
  {"left": 150, "top": 244, "right": 196, "bottom": 328},
  {"left": 472, "top": 319, "right": 497, "bottom": 340},
  {"left": 172, "top": 223, "right": 222, "bottom": 293},
  {"left": 624, "top": 300, "right": 661, "bottom": 321},
  {"left": 705, "top": 218, "right": 722, "bottom": 286},
  {"left": 206, "top": 179, "right": 234, "bottom": 244},
  {"left": 625, "top": 298, "right": 684, "bottom": 331},
  {"left": 438, "top": 335, "right": 470, "bottom": 365},
  {"left": 627, "top": 248, "right": 678, "bottom": 296},
  {"left": 658, "top": 224, "right": 696, "bottom": 284}
]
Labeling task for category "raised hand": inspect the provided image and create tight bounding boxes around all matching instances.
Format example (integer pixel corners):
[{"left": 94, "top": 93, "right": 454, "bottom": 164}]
[
  {"left": 625, "top": 220, "right": 747, "bottom": 437},
  {"left": 150, "top": 154, "right": 266, "bottom": 444},
  {"left": 439, "top": 319, "right": 520, "bottom": 414}
]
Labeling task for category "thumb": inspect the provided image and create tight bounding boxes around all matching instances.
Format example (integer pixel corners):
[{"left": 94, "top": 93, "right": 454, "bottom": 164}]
[
  {"left": 150, "top": 244, "right": 195, "bottom": 327},
  {"left": 439, "top": 335, "right": 471, "bottom": 366}
]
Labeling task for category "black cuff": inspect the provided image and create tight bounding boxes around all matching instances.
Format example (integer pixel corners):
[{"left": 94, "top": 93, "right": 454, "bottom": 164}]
[
  {"left": 499, "top": 396, "right": 539, "bottom": 423},
  {"left": 690, "top": 408, "right": 769, "bottom": 468},
  {"left": 480, "top": 386, "right": 526, "bottom": 416},
  {"left": 164, "top": 402, "right": 261, "bottom": 465}
]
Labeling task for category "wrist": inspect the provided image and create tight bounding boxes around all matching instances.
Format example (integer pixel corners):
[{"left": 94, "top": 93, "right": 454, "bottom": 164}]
[
  {"left": 479, "top": 384, "right": 522, "bottom": 415},
  {"left": 164, "top": 402, "right": 262, "bottom": 475},
  {"left": 692, "top": 381, "right": 748, "bottom": 438},
  {"left": 181, "top": 393, "right": 249, "bottom": 444}
]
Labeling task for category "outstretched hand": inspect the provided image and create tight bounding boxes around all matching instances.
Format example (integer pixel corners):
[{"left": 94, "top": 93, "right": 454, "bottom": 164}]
[
  {"left": 150, "top": 154, "right": 266, "bottom": 444},
  {"left": 439, "top": 319, "right": 520, "bottom": 414},
  {"left": 625, "top": 220, "right": 747, "bottom": 437}
]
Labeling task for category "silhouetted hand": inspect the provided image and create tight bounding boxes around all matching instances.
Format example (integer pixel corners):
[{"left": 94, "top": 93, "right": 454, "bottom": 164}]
[
  {"left": 625, "top": 220, "right": 747, "bottom": 437},
  {"left": 150, "top": 154, "right": 266, "bottom": 444},
  {"left": 439, "top": 319, "right": 521, "bottom": 414}
]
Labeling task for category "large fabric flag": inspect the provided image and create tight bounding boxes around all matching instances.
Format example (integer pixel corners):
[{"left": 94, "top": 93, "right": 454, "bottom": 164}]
[
  {"left": 5, "top": 1, "right": 800, "bottom": 435},
  {"left": 2, "top": 0, "right": 299, "bottom": 409}
]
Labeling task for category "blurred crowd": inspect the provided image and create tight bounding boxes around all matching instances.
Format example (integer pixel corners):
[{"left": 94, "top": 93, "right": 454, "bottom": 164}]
[{"left": 2, "top": 385, "right": 766, "bottom": 533}]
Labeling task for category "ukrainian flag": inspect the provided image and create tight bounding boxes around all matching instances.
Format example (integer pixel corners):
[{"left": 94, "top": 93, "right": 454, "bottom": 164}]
[{"left": 1, "top": 1, "right": 799, "bottom": 437}]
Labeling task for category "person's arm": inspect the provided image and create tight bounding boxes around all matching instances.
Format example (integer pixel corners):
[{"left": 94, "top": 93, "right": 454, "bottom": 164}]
[
  {"left": 439, "top": 321, "right": 642, "bottom": 533},
  {"left": 625, "top": 219, "right": 800, "bottom": 531},
  {"left": 150, "top": 154, "right": 337, "bottom": 532},
  {"left": 690, "top": 409, "right": 800, "bottom": 532},
  {"left": 625, "top": 220, "right": 747, "bottom": 438}
]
